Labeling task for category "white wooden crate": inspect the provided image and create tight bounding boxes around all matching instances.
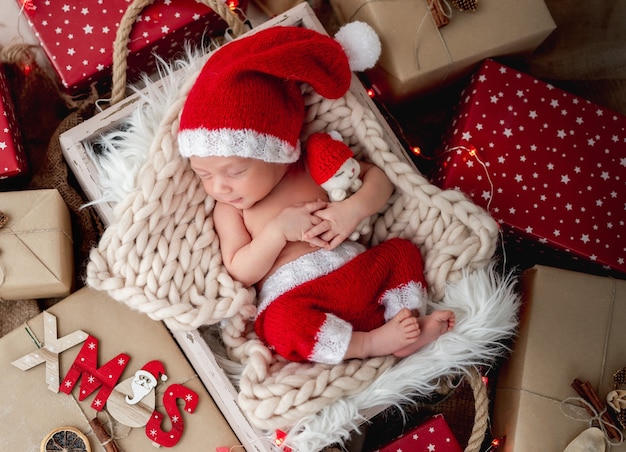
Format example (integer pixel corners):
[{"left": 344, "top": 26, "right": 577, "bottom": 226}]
[{"left": 60, "top": 3, "right": 412, "bottom": 450}]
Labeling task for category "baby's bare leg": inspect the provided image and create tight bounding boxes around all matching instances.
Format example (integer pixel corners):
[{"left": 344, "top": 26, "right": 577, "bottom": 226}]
[
  {"left": 344, "top": 308, "right": 421, "bottom": 360},
  {"left": 393, "top": 310, "right": 456, "bottom": 358}
]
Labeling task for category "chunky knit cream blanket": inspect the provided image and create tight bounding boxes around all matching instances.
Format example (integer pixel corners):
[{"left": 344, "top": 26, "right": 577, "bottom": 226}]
[{"left": 84, "top": 11, "right": 514, "bottom": 450}]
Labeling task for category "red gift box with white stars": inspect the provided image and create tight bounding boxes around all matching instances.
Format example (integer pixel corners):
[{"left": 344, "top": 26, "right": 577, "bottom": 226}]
[
  {"left": 18, "top": 0, "right": 242, "bottom": 95},
  {"left": 431, "top": 59, "right": 626, "bottom": 277},
  {"left": 377, "top": 414, "right": 462, "bottom": 452},
  {"left": 0, "top": 64, "right": 29, "bottom": 180}
]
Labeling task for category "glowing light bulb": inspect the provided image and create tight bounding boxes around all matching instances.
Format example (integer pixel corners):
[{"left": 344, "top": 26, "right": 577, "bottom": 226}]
[
  {"left": 489, "top": 436, "right": 505, "bottom": 450},
  {"left": 412, "top": 146, "right": 422, "bottom": 156},
  {"left": 227, "top": 0, "right": 238, "bottom": 10},
  {"left": 274, "top": 429, "right": 292, "bottom": 451}
]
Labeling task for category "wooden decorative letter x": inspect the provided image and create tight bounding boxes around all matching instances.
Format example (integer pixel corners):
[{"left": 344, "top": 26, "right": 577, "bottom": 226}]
[{"left": 11, "top": 312, "right": 88, "bottom": 392}]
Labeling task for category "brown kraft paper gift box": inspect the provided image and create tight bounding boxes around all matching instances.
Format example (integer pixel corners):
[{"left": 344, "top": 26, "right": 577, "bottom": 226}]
[
  {"left": 330, "top": 0, "right": 556, "bottom": 103},
  {"left": 493, "top": 265, "right": 626, "bottom": 451},
  {"left": 0, "top": 189, "right": 74, "bottom": 300},
  {"left": 0, "top": 287, "right": 239, "bottom": 451}
]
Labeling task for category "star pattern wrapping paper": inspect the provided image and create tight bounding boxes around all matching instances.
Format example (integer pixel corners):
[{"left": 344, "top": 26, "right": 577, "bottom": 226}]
[
  {"left": 378, "top": 414, "right": 462, "bottom": 452},
  {"left": 0, "top": 65, "right": 28, "bottom": 180},
  {"left": 19, "top": 0, "right": 232, "bottom": 94},
  {"left": 432, "top": 59, "right": 626, "bottom": 276}
]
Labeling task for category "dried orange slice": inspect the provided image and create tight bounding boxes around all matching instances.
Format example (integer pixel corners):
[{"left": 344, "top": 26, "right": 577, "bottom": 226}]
[{"left": 40, "top": 426, "right": 91, "bottom": 452}]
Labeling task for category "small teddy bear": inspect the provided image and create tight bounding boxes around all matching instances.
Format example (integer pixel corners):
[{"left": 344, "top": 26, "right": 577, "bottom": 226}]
[{"left": 305, "top": 131, "right": 371, "bottom": 241}]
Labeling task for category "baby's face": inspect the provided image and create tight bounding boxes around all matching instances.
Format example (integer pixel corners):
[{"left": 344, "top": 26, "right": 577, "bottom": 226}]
[
  {"left": 321, "top": 157, "right": 360, "bottom": 191},
  {"left": 189, "top": 155, "right": 287, "bottom": 209}
]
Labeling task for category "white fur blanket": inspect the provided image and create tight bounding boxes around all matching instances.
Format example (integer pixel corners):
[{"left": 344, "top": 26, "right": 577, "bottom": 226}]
[{"left": 84, "top": 46, "right": 520, "bottom": 451}]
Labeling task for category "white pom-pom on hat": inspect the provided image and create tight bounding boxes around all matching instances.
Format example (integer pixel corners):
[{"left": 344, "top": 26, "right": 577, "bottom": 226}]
[{"left": 334, "top": 21, "right": 382, "bottom": 72}]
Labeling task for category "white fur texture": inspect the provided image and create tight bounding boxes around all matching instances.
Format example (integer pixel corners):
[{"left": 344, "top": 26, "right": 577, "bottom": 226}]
[
  {"left": 203, "top": 263, "right": 520, "bottom": 451},
  {"left": 89, "top": 47, "right": 520, "bottom": 452},
  {"left": 88, "top": 49, "right": 211, "bottom": 205},
  {"left": 285, "top": 263, "right": 520, "bottom": 451}
]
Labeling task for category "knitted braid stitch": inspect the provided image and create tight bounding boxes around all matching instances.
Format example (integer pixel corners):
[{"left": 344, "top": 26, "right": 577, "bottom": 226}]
[
  {"left": 86, "top": 56, "right": 499, "bottom": 431},
  {"left": 230, "top": 85, "right": 499, "bottom": 429},
  {"left": 86, "top": 62, "right": 256, "bottom": 329}
]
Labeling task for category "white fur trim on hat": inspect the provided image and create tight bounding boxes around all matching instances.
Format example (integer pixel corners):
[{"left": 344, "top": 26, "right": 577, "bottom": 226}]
[{"left": 177, "top": 127, "right": 300, "bottom": 163}]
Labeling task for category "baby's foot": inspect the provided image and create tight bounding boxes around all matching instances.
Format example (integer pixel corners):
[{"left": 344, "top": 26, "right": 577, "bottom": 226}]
[
  {"left": 364, "top": 308, "right": 421, "bottom": 357},
  {"left": 393, "top": 310, "right": 455, "bottom": 358}
]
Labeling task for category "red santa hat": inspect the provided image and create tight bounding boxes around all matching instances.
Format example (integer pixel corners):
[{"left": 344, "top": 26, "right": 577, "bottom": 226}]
[
  {"left": 305, "top": 131, "right": 355, "bottom": 185},
  {"left": 177, "top": 23, "right": 381, "bottom": 163},
  {"left": 136, "top": 360, "right": 168, "bottom": 387}
]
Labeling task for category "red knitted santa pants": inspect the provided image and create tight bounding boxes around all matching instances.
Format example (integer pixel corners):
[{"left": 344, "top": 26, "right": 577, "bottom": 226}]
[{"left": 255, "top": 238, "right": 427, "bottom": 364}]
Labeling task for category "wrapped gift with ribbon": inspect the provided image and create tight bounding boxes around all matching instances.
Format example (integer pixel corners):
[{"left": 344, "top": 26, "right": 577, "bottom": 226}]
[
  {"left": 16, "top": 0, "right": 248, "bottom": 95},
  {"left": 431, "top": 58, "right": 626, "bottom": 278},
  {"left": 0, "top": 189, "right": 74, "bottom": 300},
  {"left": 493, "top": 265, "right": 626, "bottom": 451},
  {"left": 0, "top": 64, "right": 29, "bottom": 182},
  {"left": 329, "top": 0, "right": 556, "bottom": 102}
]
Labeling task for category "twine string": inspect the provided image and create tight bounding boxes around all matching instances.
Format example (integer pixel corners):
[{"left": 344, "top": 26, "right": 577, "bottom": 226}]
[
  {"left": 347, "top": 0, "right": 454, "bottom": 82},
  {"left": 415, "top": 0, "right": 454, "bottom": 78},
  {"left": 599, "top": 279, "right": 617, "bottom": 388},
  {"left": 502, "top": 388, "right": 624, "bottom": 446},
  {"left": 0, "top": 227, "right": 73, "bottom": 244},
  {"left": 0, "top": 225, "right": 73, "bottom": 291},
  {"left": 561, "top": 396, "right": 624, "bottom": 446},
  {"left": 0, "top": 211, "right": 6, "bottom": 290}
]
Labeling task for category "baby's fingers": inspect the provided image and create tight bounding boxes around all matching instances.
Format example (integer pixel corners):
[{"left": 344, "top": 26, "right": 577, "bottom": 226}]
[
  {"left": 303, "top": 235, "right": 330, "bottom": 249},
  {"left": 327, "top": 234, "right": 347, "bottom": 250},
  {"left": 303, "top": 220, "right": 332, "bottom": 240},
  {"left": 304, "top": 200, "right": 329, "bottom": 212}
]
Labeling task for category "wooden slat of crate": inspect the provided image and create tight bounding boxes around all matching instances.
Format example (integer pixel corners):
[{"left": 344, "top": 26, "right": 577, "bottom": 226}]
[{"left": 60, "top": 3, "right": 416, "bottom": 450}]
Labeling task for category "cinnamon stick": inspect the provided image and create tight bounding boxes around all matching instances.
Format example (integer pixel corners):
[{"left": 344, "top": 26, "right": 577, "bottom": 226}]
[
  {"left": 89, "top": 417, "right": 122, "bottom": 452},
  {"left": 427, "top": 0, "right": 450, "bottom": 27},
  {"left": 571, "top": 379, "right": 621, "bottom": 440}
]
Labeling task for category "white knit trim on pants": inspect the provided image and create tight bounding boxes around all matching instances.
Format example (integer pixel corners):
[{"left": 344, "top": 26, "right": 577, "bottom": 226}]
[
  {"left": 256, "top": 241, "right": 366, "bottom": 317},
  {"left": 310, "top": 313, "right": 353, "bottom": 364},
  {"left": 381, "top": 281, "right": 428, "bottom": 321}
]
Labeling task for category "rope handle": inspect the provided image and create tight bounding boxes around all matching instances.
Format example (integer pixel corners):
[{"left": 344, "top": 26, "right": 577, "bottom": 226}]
[
  {"left": 465, "top": 366, "right": 489, "bottom": 452},
  {"left": 110, "top": 0, "right": 248, "bottom": 105}
]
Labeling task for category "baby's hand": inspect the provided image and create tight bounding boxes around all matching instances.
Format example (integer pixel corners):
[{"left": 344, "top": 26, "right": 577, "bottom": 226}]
[
  {"left": 304, "top": 201, "right": 361, "bottom": 250},
  {"left": 276, "top": 200, "right": 329, "bottom": 244}
]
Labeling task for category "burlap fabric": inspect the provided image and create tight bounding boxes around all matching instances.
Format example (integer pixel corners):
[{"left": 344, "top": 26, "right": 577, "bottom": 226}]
[
  {"left": 523, "top": 0, "right": 626, "bottom": 116},
  {"left": 2, "top": 0, "right": 626, "bottom": 449},
  {"left": 1, "top": 43, "right": 105, "bottom": 282}
]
